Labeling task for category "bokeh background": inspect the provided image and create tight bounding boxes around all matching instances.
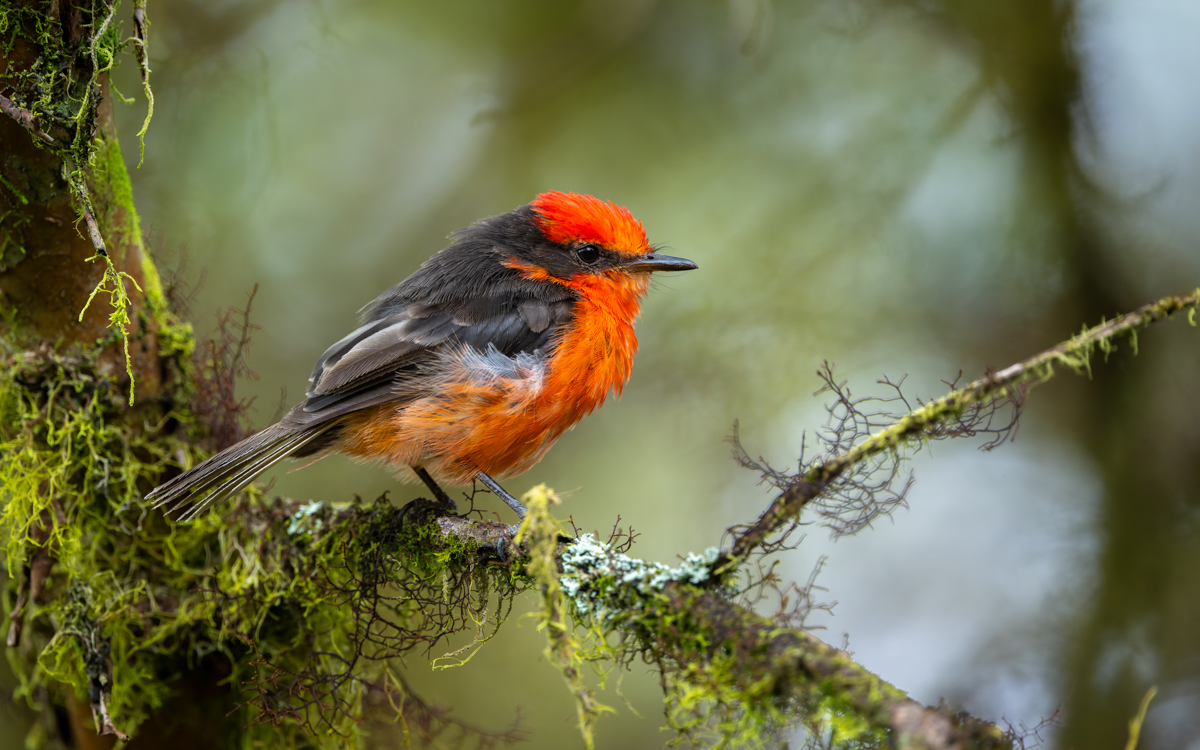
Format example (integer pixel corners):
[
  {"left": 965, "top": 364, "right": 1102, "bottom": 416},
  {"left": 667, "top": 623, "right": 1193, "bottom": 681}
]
[{"left": 6, "top": 0, "right": 1200, "bottom": 747}]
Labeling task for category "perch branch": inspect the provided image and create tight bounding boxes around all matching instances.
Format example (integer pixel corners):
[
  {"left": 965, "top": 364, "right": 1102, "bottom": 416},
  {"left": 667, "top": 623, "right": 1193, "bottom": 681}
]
[{"left": 437, "top": 511, "right": 1013, "bottom": 750}]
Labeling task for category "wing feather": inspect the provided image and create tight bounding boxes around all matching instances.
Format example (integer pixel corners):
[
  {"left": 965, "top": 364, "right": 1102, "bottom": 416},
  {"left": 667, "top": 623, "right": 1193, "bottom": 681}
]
[
  {"left": 518, "top": 300, "right": 551, "bottom": 333},
  {"left": 300, "top": 289, "right": 575, "bottom": 421}
]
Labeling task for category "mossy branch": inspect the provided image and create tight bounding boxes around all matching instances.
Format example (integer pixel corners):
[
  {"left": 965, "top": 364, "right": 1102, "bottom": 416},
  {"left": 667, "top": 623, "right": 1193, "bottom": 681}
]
[
  {"left": 714, "top": 289, "right": 1200, "bottom": 575},
  {"left": 444, "top": 507, "right": 1011, "bottom": 749},
  {"left": 0, "top": 93, "right": 54, "bottom": 143}
]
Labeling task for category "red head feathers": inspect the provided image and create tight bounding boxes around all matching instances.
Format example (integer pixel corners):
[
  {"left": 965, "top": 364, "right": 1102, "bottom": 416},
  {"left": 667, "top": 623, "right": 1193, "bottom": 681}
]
[{"left": 531, "top": 191, "right": 650, "bottom": 254}]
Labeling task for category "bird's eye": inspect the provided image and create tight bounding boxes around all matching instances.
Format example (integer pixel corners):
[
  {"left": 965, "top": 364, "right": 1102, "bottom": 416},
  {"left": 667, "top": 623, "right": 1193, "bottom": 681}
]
[{"left": 576, "top": 244, "right": 601, "bottom": 265}]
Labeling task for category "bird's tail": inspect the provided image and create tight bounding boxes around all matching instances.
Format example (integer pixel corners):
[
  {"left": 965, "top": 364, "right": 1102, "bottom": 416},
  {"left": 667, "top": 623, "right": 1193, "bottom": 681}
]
[{"left": 146, "top": 422, "right": 335, "bottom": 521}]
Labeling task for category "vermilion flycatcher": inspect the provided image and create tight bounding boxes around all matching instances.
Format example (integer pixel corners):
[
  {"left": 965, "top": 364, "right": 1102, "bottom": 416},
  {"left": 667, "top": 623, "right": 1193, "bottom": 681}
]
[{"left": 147, "top": 192, "right": 697, "bottom": 519}]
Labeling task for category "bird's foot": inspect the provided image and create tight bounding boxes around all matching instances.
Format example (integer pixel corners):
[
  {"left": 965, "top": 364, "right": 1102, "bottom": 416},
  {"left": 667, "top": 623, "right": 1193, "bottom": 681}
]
[{"left": 475, "top": 472, "right": 527, "bottom": 518}]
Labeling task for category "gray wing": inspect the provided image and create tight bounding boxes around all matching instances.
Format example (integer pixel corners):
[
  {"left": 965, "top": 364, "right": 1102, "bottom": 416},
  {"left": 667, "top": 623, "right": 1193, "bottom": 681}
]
[{"left": 295, "top": 293, "right": 575, "bottom": 422}]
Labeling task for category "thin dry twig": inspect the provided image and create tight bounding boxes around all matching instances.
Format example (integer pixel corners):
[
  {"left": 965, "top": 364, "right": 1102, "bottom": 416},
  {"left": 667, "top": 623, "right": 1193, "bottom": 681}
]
[{"left": 194, "top": 285, "right": 262, "bottom": 450}]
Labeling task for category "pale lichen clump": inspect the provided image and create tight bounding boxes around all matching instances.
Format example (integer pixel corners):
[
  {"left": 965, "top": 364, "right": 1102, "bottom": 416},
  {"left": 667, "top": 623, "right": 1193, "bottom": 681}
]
[
  {"left": 286, "top": 500, "right": 326, "bottom": 535},
  {"left": 560, "top": 534, "right": 720, "bottom": 618}
]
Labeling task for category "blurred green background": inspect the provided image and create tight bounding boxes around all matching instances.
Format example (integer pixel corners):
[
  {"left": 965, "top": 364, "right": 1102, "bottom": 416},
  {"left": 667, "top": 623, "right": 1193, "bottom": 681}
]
[{"left": 7, "top": 0, "right": 1200, "bottom": 747}]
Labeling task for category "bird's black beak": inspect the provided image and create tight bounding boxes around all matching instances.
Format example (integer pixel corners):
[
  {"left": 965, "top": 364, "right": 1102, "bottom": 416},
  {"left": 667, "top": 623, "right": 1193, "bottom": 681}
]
[{"left": 620, "top": 252, "right": 698, "bottom": 273}]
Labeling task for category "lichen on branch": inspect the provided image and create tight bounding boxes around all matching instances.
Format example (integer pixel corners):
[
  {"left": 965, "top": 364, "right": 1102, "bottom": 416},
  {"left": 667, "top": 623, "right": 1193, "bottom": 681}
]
[{"left": 509, "top": 488, "right": 1008, "bottom": 749}]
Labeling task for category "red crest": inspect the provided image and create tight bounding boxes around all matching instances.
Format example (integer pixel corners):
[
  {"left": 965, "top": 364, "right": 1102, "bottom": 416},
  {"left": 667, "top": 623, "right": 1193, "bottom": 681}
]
[{"left": 531, "top": 192, "right": 649, "bottom": 254}]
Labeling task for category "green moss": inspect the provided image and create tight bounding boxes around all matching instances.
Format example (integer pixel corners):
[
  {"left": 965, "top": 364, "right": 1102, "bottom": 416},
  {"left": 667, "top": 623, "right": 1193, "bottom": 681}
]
[
  {"left": 0, "top": 333, "right": 532, "bottom": 747},
  {"left": 0, "top": 343, "right": 174, "bottom": 736},
  {"left": 0, "top": 170, "right": 29, "bottom": 206},
  {"left": 76, "top": 249, "right": 142, "bottom": 405},
  {"left": 0, "top": 209, "right": 30, "bottom": 273},
  {"left": 518, "top": 486, "right": 614, "bottom": 749},
  {"left": 157, "top": 318, "right": 196, "bottom": 360},
  {"left": 92, "top": 136, "right": 141, "bottom": 260}
]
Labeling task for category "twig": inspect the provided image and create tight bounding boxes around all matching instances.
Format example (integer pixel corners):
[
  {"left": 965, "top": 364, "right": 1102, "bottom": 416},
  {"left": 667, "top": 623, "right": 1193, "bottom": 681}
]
[
  {"left": 66, "top": 169, "right": 107, "bottom": 257},
  {"left": 0, "top": 94, "right": 55, "bottom": 144},
  {"left": 130, "top": 0, "right": 154, "bottom": 166},
  {"left": 715, "top": 289, "right": 1200, "bottom": 574}
]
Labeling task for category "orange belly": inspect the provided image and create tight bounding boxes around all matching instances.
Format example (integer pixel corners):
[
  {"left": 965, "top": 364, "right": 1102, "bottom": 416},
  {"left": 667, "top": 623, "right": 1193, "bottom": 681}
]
[{"left": 338, "top": 349, "right": 570, "bottom": 485}]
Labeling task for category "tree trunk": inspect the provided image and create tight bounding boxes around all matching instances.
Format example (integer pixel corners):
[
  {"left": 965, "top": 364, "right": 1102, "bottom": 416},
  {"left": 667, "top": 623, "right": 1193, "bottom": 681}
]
[
  {"left": 0, "top": 7, "right": 161, "bottom": 391},
  {"left": 0, "top": 3, "right": 219, "bottom": 747}
]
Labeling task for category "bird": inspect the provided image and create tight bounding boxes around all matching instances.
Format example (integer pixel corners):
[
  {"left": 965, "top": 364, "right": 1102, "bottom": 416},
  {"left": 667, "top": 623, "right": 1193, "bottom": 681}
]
[{"left": 146, "top": 191, "right": 697, "bottom": 520}]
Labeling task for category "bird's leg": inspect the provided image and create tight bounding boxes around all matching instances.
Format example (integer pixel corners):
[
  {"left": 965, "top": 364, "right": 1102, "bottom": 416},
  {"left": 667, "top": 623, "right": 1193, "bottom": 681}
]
[
  {"left": 413, "top": 466, "right": 457, "bottom": 512},
  {"left": 476, "top": 472, "right": 527, "bottom": 518}
]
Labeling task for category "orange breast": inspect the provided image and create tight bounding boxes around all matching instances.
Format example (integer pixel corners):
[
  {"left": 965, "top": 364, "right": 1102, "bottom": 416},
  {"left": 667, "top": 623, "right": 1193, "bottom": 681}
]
[{"left": 338, "top": 270, "right": 648, "bottom": 486}]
